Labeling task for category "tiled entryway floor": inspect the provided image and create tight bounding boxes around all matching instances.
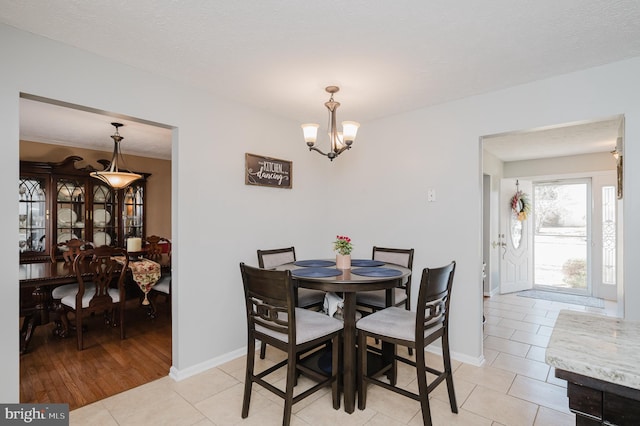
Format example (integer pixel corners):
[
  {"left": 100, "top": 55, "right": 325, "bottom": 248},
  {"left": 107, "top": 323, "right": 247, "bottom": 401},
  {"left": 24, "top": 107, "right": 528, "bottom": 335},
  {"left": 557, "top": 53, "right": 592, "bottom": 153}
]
[{"left": 70, "top": 293, "right": 618, "bottom": 425}]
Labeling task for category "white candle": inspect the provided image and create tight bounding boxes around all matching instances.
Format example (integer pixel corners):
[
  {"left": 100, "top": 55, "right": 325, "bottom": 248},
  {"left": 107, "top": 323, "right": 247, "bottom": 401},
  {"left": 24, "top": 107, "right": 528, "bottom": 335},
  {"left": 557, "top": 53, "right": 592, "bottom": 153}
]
[{"left": 127, "top": 237, "right": 142, "bottom": 252}]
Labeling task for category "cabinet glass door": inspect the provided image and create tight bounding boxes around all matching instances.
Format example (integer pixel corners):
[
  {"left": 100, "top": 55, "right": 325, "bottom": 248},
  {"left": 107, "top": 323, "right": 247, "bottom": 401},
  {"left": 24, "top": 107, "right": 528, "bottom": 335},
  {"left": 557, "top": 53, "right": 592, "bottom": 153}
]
[
  {"left": 92, "top": 184, "right": 116, "bottom": 246},
  {"left": 55, "top": 178, "right": 86, "bottom": 245},
  {"left": 19, "top": 178, "right": 47, "bottom": 254},
  {"left": 123, "top": 184, "right": 144, "bottom": 239}
]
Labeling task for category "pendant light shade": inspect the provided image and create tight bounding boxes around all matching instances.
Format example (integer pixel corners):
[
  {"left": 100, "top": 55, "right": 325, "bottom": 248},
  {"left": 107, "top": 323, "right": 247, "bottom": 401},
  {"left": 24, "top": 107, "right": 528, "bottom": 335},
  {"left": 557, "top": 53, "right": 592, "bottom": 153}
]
[{"left": 90, "top": 122, "right": 142, "bottom": 189}]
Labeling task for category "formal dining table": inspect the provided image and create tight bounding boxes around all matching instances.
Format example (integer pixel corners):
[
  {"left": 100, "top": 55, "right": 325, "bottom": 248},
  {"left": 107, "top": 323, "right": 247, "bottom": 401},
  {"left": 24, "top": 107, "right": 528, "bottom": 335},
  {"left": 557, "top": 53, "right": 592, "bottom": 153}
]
[
  {"left": 275, "top": 260, "right": 411, "bottom": 414},
  {"left": 19, "top": 254, "right": 170, "bottom": 352}
]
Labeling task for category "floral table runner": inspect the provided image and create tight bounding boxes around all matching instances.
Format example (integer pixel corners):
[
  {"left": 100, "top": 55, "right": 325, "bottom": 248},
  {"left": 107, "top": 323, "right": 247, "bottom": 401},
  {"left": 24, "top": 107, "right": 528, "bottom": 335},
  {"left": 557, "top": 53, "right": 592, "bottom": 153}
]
[{"left": 114, "top": 256, "right": 161, "bottom": 305}]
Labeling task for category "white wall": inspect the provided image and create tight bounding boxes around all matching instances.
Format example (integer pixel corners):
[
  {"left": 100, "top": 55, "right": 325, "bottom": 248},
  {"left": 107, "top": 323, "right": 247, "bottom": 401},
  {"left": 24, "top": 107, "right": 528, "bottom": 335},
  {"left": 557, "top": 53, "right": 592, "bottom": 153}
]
[{"left": 3, "top": 23, "right": 640, "bottom": 403}]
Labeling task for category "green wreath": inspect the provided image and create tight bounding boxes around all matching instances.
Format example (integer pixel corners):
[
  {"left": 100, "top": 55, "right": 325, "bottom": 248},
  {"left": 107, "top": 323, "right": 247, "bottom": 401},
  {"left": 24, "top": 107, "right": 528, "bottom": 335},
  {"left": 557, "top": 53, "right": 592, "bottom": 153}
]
[{"left": 511, "top": 190, "right": 530, "bottom": 221}]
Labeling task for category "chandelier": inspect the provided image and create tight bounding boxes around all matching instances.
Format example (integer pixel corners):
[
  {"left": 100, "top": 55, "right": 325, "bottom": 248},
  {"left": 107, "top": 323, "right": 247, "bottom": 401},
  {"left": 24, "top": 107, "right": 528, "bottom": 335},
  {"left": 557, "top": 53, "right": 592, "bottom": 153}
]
[
  {"left": 301, "top": 86, "right": 360, "bottom": 161},
  {"left": 90, "top": 122, "right": 142, "bottom": 189}
]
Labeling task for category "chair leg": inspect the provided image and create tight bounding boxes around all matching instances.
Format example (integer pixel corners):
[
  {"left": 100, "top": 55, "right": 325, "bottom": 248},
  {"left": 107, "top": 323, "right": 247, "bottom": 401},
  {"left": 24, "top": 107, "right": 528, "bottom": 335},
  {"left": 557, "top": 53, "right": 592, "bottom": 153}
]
[
  {"left": 283, "top": 352, "right": 296, "bottom": 426},
  {"left": 442, "top": 333, "right": 458, "bottom": 413},
  {"left": 76, "top": 314, "right": 83, "bottom": 351},
  {"left": 415, "top": 347, "right": 433, "bottom": 426},
  {"left": 357, "top": 330, "right": 368, "bottom": 410},
  {"left": 241, "top": 337, "right": 256, "bottom": 419},
  {"left": 259, "top": 342, "right": 267, "bottom": 359},
  {"left": 119, "top": 303, "right": 126, "bottom": 340},
  {"left": 331, "top": 334, "right": 340, "bottom": 410}
]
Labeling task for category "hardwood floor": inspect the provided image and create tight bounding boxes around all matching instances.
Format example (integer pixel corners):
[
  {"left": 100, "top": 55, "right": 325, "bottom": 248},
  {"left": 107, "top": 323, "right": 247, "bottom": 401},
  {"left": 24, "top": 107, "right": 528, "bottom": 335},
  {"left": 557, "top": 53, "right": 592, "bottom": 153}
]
[{"left": 20, "top": 297, "right": 171, "bottom": 410}]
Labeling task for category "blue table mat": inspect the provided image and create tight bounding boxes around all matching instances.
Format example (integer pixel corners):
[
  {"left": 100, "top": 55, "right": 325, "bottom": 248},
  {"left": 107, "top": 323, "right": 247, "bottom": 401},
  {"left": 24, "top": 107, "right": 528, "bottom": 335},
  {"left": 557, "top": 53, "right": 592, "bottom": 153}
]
[
  {"left": 292, "top": 267, "right": 342, "bottom": 278},
  {"left": 351, "top": 267, "right": 403, "bottom": 277},
  {"left": 294, "top": 259, "right": 336, "bottom": 267},
  {"left": 350, "top": 259, "right": 385, "bottom": 267}
]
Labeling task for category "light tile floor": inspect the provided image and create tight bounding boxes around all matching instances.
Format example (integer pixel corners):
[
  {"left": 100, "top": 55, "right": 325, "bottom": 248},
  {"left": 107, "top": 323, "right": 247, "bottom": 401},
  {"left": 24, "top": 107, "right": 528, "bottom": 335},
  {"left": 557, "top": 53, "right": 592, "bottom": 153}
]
[{"left": 70, "top": 293, "right": 618, "bottom": 425}]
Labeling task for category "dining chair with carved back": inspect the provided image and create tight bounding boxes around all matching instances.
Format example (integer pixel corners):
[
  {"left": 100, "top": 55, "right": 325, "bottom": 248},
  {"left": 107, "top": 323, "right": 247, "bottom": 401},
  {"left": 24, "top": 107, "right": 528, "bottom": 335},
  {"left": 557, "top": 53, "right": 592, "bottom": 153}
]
[
  {"left": 257, "top": 246, "right": 326, "bottom": 359},
  {"left": 239, "top": 262, "right": 342, "bottom": 426},
  {"left": 49, "top": 239, "right": 95, "bottom": 335},
  {"left": 356, "top": 261, "right": 457, "bottom": 426},
  {"left": 58, "top": 246, "right": 129, "bottom": 350}
]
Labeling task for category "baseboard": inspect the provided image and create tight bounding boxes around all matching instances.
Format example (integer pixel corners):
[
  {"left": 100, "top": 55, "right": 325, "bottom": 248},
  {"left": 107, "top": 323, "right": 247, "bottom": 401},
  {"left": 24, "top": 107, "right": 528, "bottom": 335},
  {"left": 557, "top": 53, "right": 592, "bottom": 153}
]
[
  {"left": 169, "top": 345, "right": 248, "bottom": 382},
  {"left": 425, "top": 343, "right": 484, "bottom": 367}
]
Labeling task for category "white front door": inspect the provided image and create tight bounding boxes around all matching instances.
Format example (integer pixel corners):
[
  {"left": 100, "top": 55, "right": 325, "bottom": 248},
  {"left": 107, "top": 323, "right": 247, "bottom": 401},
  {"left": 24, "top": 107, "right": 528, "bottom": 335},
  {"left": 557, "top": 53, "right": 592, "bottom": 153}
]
[{"left": 500, "top": 178, "right": 533, "bottom": 294}]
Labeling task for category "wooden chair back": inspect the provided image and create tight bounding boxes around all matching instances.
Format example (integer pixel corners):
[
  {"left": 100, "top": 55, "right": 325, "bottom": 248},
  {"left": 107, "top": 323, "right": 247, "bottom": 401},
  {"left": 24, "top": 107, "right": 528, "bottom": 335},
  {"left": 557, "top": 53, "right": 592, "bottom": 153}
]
[
  {"left": 52, "top": 239, "right": 93, "bottom": 264},
  {"left": 145, "top": 235, "right": 171, "bottom": 260},
  {"left": 416, "top": 261, "right": 456, "bottom": 337},
  {"left": 69, "top": 246, "right": 128, "bottom": 350},
  {"left": 372, "top": 246, "right": 415, "bottom": 306},
  {"left": 240, "top": 262, "right": 295, "bottom": 342},
  {"left": 257, "top": 246, "right": 296, "bottom": 269}
]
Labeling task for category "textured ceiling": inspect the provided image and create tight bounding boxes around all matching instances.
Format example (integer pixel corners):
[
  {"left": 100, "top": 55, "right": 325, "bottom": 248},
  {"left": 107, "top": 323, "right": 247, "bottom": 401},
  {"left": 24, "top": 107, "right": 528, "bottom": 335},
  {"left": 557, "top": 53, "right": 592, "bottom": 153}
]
[
  {"left": 483, "top": 117, "right": 623, "bottom": 162},
  {"left": 3, "top": 0, "right": 640, "bottom": 160}
]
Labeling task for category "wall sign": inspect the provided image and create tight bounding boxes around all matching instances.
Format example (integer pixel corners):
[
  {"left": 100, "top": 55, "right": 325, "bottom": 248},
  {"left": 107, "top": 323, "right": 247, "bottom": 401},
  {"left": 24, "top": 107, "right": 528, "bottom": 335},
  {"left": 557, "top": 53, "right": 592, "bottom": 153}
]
[{"left": 245, "top": 153, "right": 292, "bottom": 189}]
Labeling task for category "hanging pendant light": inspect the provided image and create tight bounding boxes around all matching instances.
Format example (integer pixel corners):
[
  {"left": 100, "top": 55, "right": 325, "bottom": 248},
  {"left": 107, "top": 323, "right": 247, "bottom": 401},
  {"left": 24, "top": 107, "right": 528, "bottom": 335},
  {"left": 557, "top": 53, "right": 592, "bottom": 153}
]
[
  {"left": 90, "top": 122, "right": 142, "bottom": 189},
  {"left": 301, "top": 86, "right": 360, "bottom": 161}
]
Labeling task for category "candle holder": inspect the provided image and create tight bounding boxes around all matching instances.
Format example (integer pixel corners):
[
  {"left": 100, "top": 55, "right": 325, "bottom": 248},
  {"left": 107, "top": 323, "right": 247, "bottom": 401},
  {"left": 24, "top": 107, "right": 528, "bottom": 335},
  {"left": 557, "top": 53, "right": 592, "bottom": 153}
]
[{"left": 128, "top": 250, "right": 145, "bottom": 261}]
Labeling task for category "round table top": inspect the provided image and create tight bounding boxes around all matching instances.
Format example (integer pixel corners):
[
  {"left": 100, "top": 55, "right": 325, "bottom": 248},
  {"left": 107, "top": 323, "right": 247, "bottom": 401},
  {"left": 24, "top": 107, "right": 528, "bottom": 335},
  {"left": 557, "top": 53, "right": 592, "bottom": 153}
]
[{"left": 275, "top": 261, "right": 411, "bottom": 292}]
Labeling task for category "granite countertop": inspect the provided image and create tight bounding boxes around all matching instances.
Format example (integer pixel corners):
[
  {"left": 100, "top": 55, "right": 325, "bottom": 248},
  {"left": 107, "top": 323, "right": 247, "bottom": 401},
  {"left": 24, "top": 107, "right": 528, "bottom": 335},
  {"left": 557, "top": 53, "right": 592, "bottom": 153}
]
[{"left": 546, "top": 309, "right": 640, "bottom": 390}]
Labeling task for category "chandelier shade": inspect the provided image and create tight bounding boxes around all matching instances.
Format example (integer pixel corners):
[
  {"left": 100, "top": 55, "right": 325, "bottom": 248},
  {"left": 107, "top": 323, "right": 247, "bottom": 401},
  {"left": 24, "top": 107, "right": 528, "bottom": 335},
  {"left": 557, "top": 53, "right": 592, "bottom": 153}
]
[
  {"left": 302, "top": 86, "right": 359, "bottom": 161},
  {"left": 90, "top": 122, "right": 142, "bottom": 189}
]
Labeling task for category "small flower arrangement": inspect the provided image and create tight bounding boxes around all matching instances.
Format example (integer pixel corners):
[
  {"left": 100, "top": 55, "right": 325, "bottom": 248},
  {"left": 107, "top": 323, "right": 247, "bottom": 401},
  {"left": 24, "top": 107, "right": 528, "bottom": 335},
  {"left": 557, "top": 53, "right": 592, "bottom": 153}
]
[
  {"left": 511, "top": 190, "right": 531, "bottom": 221},
  {"left": 333, "top": 235, "right": 353, "bottom": 255}
]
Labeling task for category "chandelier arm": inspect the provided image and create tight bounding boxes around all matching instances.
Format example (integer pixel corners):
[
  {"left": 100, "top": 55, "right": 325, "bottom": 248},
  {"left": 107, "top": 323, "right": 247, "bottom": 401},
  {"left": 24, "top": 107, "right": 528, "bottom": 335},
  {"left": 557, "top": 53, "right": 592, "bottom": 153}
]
[{"left": 309, "top": 146, "right": 329, "bottom": 156}]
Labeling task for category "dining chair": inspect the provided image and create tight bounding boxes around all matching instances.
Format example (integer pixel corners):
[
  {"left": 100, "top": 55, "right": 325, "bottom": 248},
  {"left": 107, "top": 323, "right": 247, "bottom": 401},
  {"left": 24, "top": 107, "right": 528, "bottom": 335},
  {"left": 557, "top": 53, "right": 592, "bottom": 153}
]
[
  {"left": 50, "top": 238, "right": 93, "bottom": 263},
  {"left": 356, "top": 246, "right": 415, "bottom": 353},
  {"left": 50, "top": 239, "right": 94, "bottom": 336},
  {"left": 356, "top": 261, "right": 457, "bottom": 426},
  {"left": 58, "top": 246, "right": 129, "bottom": 350},
  {"left": 257, "top": 246, "right": 326, "bottom": 359},
  {"left": 239, "top": 263, "right": 342, "bottom": 426},
  {"left": 146, "top": 235, "right": 172, "bottom": 308}
]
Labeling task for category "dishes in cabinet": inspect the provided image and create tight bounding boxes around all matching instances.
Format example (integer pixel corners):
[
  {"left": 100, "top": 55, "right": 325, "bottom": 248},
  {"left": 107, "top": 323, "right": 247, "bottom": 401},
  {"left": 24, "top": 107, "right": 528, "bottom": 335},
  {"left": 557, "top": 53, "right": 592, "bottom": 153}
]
[
  {"left": 93, "top": 209, "right": 111, "bottom": 226},
  {"left": 93, "top": 231, "right": 112, "bottom": 247},
  {"left": 57, "top": 232, "right": 76, "bottom": 244},
  {"left": 57, "top": 208, "right": 77, "bottom": 226}
]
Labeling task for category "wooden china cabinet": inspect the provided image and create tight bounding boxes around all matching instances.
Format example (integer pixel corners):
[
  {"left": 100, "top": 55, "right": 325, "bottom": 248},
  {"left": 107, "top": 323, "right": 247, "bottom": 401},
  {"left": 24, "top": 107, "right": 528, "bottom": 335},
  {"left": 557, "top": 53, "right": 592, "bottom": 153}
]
[{"left": 19, "top": 156, "right": 149, "bottom": 263}]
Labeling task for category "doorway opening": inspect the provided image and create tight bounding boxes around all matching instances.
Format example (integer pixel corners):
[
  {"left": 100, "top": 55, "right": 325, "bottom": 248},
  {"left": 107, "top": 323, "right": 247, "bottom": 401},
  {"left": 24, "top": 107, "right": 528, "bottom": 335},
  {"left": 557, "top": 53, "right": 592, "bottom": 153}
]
[
  {"left": 533, "top": 179, "right": 590, "bottom": 295},
  {"left": 481, "top": 115, "right": 623, "bottom": 313},
  {"left": 18, "top": 93, "right": 174, "bottom": 410}
]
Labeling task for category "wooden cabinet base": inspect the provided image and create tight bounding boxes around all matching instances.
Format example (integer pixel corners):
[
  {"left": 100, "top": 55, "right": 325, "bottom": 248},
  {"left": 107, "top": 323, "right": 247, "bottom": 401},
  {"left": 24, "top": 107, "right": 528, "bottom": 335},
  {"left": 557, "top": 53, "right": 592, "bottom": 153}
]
[{"left": 556, "top": 369, "right": 640, "bottom": 425}]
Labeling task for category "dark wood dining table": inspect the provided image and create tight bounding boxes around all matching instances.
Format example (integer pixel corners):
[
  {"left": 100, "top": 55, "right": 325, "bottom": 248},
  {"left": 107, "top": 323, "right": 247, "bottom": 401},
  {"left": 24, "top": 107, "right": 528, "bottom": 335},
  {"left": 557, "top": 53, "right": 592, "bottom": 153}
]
[
  {"left": 19, "top": 254, "right": 170, "bottom": 353},
  {"left": 275, "top": 261, "right": 411, "bottom": 414}
]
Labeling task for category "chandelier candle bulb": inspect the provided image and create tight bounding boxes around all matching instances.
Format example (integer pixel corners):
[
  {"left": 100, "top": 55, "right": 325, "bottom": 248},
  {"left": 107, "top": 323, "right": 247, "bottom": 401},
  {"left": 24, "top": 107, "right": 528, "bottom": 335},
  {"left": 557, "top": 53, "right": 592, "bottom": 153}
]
[
  {"left": 341, "top": 121, "right": 360, "bottom": 143},
  {"left": 302, "top": 123, "right": 319, "bottom": 144},
  {"left": 127, "top": 237, "right": 142, "bottom": 252}
]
